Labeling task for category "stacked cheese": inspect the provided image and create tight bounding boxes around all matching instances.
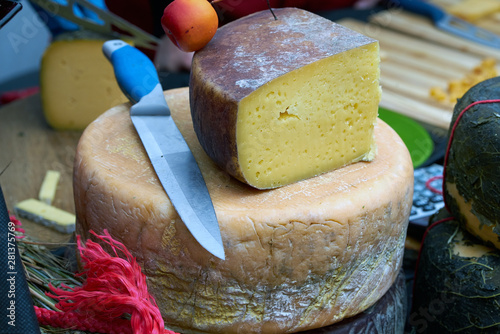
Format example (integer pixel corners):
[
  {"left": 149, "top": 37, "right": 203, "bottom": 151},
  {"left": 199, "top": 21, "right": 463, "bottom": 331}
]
[
  {"left": 413, "top": 77, "right": 500, "bottom": 332},
  {"left": 74, "top": 8, "right": 412, "bottom": 333},
  {"left": 74, "top": 88, "right": 413, "bottom": 333}
]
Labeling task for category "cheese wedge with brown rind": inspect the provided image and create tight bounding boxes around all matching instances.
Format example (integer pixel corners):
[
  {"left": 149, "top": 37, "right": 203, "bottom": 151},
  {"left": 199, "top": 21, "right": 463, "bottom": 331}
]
[{"left": 190, "top": 8, "right": 381, "bottom": 189}]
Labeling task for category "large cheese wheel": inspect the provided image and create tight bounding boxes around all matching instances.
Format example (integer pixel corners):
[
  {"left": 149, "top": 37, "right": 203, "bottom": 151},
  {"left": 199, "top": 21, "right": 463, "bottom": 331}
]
[
  {"left": 74, "top": 88, "right": 413, "bottom": 333},
  {"left": 411, "top": 209, "right": 500, "bottom": 333}
]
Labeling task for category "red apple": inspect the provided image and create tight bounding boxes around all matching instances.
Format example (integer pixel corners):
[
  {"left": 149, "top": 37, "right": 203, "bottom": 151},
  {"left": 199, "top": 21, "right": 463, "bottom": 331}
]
[{"left": 161, "top": 0, "right": 219, "bottom": 52}]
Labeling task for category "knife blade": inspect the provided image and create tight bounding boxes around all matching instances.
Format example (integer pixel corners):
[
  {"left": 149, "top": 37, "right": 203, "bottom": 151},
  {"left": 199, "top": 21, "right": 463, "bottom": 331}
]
[
  {"left": 393, "top": 0, "right": 500, "bottom": 49},
  {"left": 103, "top": 40, "right": 225, "bottom": 260}
]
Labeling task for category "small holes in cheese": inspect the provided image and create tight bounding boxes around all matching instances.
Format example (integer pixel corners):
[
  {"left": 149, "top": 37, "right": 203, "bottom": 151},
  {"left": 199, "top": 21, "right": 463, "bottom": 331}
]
[{"left": 236, "top": 42, "right": 380, "bottom": 189}]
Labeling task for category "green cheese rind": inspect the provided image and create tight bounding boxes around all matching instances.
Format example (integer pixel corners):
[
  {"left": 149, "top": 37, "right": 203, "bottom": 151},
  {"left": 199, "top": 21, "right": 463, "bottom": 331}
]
[
  {"left": 444, "top": 76, "right": 500, "bottom": 240},
  {"left": 412, "top": 209, "right": 500, "bottom": 333}
]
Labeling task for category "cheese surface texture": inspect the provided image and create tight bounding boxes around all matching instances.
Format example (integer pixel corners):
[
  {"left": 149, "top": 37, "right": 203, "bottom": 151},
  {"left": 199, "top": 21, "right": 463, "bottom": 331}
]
[
  {"left": 300, "top": 270, "right": 408, "bottom": 334},
  {"left": 444, "top": 77, "right": 500, "bottom": 250},
  {"left": 412, "top": 210, "right": 500, "bottom": 333},
  {"left": 40, "top": 32, "right": 129, "bottom": 130},
  {"left": 190, "top": 8, "right": 381, "bottom": 189},
  {"left": 74, "top": 88, "right": 412, "bottom": 333}
]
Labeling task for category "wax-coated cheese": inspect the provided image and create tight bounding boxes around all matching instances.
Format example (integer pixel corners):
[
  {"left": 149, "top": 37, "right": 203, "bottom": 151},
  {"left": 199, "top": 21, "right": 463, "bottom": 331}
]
[
  {"left": 74, "top": 88, "right": 413, "bottom": 333},
  {"left": 190, "top": 8, "right": 381, "bottom": 189},
  {"left": 40, "top": 31, "right": 129, "bottom": 130}
]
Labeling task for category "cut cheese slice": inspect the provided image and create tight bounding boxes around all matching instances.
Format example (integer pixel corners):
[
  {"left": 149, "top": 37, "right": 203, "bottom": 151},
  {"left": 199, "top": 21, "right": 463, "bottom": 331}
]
[
  {"left": 74, "top": 88, "right": 413, "bottom": 333},
  {"left": 38, "top": 170, "right": 61, "bottom": 205},
  {"left": 15, "top": 198, "right": 76, "bottom": 234},
  {"left": 40, "top": 31, "right": 130, "bottom": 130},
  {"left": 190, "top": 8, "right": 381, "bottom": 189}
]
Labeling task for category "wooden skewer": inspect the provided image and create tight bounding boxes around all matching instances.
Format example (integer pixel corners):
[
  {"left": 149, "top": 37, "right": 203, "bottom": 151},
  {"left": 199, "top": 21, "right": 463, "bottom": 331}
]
[
  {"left": 380, "top": 75, "right": 440, "bottom": 102},
  {"left": 368, "top": 11, "right": 500, "bottom": 61},
  {"left": 380, "top": 91, "right": 452, "bottom": 129},
  {"left": 381, "top": 62, "right": 447, "bottom": 88},
  {"left": 339, "top": 19, "right": 483, "bottom": 70}
]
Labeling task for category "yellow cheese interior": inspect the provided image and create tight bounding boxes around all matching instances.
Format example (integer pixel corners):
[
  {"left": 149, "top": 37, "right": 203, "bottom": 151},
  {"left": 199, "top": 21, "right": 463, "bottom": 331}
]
[
  {"left": 41, "top": 39, "right": 129, "bottom": 130},
  {"left": 236, "top": 42, "right": 381, "bottom": 189},
  {"left": 447, "top": 182, "right": 500, "bottom": 250},
  {"left": 38, "top": 170, "right": 60, "bottom": 205},
  {"left": 452, "top": 230, "right": 493, "bottom": 258}
]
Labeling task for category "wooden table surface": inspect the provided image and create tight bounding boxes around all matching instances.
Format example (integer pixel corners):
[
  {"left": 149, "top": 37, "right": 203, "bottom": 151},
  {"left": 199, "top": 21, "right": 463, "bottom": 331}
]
[{"left": 0, "top": 94, "right": 82, "bottom": 244}]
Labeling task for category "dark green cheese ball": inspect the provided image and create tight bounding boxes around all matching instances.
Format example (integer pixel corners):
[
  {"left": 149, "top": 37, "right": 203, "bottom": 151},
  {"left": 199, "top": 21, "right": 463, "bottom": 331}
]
[
  {"left": 411, "top": 209, "right": 500, "bottom": 333},
  {"left": 444, "top": 76, "right": 500, "bottom": 249}
]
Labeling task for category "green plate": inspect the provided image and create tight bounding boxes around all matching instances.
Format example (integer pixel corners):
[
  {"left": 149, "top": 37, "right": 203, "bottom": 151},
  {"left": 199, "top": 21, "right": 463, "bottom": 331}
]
[{"left": 378, "top": 107, "right": 434, "bottom": 168}]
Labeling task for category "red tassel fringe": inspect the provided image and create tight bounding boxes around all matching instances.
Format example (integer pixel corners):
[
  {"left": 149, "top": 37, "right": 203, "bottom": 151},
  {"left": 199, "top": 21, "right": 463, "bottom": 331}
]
[
  {"left": 35, "top": 229, "right": 179, "bottom": 334},
  {"left": 10, "top": 214, "right": 25, "bottom": 238}
]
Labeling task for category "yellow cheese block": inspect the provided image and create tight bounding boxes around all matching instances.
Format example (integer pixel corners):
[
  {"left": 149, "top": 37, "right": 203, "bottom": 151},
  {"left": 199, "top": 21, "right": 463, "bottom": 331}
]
[
  {"left": 74, "top": 88, "right": 413, "bottom": 333},
  {"left": 447, "top": 0, "right": 500, "bottom": 22},
  {"left": 38, "top": 170, "right": 60, "bottom": 205},
  {"left": 15, "top": 198, "right": 76, "bottom": 234},
  {"left": 190, "top": 8, "right": 381, "bottom": 189},
  {"left": 40, "top": 32, "right": 129, "bottom": 130}
]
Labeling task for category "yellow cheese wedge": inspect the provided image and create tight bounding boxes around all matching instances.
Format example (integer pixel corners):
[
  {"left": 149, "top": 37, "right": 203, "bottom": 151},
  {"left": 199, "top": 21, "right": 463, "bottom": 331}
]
[
  {"left": 190, "top": 8, "right": 381, "bottom": 189},
  {"left": 74, "top": 88, "right": 413, "bottom": 333},
  {"left": 38, "top": 170, "right": 60, "bottom": 205},
  {"left": 15, "top": 199, "right": 75, "bottom": 234},
  {"left": 40, "top": 31, "right": 130, "bottom": 130}
]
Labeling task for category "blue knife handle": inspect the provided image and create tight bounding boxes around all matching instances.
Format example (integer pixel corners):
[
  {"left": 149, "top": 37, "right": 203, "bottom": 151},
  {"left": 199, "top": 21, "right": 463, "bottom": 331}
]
[
  {"left": 395, "top": 0, "right": 445, "bottom": 22},
  {"left": 103, "top": 40, "right": 159, "bottom": 104}
]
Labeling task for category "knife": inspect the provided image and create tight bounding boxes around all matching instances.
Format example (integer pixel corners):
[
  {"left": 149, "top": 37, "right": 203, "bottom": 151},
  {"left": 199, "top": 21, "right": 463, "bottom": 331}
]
[
  {"left": 103, "top": 40, "right": 225, "bottom": 260},
  {"left": 392, "top": 0, "right": 500, "bottom": 49}
]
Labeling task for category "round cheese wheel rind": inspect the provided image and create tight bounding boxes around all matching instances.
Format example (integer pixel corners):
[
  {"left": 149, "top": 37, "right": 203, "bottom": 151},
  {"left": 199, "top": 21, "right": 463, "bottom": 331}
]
[
  {"left": 411, "top": 209, "right": 500, "bottom": 333},
  {"left": 74, "top": 88, "right": 413, "bottom": 333},
  {"left": 444, "top": 76, "right": 500, "bottom": 249},
  {"left": 300, "top": 269, "right": 408, "bottom": 334}
]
